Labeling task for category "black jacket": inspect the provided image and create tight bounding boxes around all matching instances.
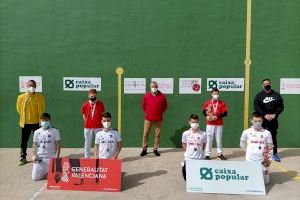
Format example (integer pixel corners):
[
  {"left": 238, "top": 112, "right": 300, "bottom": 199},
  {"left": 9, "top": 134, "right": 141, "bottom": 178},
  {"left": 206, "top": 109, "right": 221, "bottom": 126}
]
[{"left": 254, "top": 89, "right": 284, "bottom": 118}]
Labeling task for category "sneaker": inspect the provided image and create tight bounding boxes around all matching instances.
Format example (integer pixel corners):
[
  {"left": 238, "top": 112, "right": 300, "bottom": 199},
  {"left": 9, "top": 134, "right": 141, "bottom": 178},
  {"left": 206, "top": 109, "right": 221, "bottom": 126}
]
[
  {"left": 153, "top": 150, "right": 160, "bottom": 156},
  {"left": 272, "top": 153, "right": 281, "bottom": 162},
  {"left": 217, "top": 154, "right": 227, "bottom": 160},
  {"left": 18, "top": 159, "right": 27, "bottom": 166},
  {"left": 205, "top": 156, "right": 211, "bottom": 160},
  {"left": 140, "top": 149, "right": 147, "bottom": 156}
]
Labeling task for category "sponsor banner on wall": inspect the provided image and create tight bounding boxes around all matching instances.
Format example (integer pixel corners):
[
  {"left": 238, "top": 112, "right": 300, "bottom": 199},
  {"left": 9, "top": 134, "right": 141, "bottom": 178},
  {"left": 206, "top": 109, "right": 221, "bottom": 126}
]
[
  {"left": 280, "top": 78, "right": 300, "bottom": 94},
  {"left": 207, "top": 78, "right": 244, "bottom": 91},
  {"left": 19, "top": 76, "right": 42, "bottom": 92},
  {"left": 124, "top": 78, "right": 146, "bottom": 94},
  {"left": 179, "top": 78, "right": 202, "bottom": 94},
  {"left": 63, "top": 77, "right": 101, "bottom": 91},
  {"left": 47, "top": 157, "right": 121, "bottom": 192},
  {"left": 186, "top": 160, "right": 266, "bottom": 195},
  {"left": 151, "top": 78, "right": 174, "bottom": 94}
]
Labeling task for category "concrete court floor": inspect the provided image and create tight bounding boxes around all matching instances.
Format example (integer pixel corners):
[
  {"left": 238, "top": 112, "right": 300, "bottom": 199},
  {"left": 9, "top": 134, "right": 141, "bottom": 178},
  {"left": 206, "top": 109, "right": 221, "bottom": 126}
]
[{"left": 0, "top": 148, "right": 299, "bottom": 200}]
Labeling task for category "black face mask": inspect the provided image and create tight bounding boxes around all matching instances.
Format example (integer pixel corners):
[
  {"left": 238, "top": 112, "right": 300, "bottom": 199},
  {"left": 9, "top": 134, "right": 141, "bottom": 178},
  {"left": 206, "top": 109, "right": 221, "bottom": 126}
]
[
  {"left": 264, "top": 85, "right": 271, "bottom": 91},
  {"left": 90, "top": 97, "right": 97, "bottom": 102}
]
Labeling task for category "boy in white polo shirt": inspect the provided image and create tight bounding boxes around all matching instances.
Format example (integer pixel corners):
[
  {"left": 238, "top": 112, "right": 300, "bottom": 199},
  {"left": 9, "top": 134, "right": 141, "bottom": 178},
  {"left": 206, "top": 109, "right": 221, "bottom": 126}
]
[
  {"left": 32, "top": 113, "right": 61, "bottom": 181},
  {"left": 181, "top": 114, "right": 207, "bottom": 180},
  {"left": 240, "top": 112, "right": 273, "bottom": 184},
  {"left": 94, "top": 112, "right": 122, "bottom": 159}
]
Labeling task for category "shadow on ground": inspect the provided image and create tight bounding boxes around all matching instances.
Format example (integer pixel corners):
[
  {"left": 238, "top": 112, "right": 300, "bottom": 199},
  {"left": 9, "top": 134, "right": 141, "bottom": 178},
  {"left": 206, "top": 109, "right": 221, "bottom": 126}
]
[
  {"left": 266, "top": 171, "right": 297, "bottom": 194},
  {"left": 122, "top": 170, "right": 168, "bottom": 191}
]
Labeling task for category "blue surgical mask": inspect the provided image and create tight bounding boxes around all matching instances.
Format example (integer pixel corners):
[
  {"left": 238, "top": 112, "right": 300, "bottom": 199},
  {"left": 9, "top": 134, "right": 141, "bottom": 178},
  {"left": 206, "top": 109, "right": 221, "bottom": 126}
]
[{"left": 41, "top": 121, "right": 50, "bottom": 129}]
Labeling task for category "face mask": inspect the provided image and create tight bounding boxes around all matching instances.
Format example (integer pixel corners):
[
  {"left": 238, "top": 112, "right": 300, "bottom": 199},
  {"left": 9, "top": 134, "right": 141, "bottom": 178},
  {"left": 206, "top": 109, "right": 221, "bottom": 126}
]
[
  {"left": 190, "top": 122, "right": 199, "bottom": 130},
  {"left": 212, "top": 94, "right": 219, "bottom": 100},
  {"left": 102, "top": 121, "right": 111, "bottom": 129},
  {"left": 253, "top": 121, "right": 263, "bottom": 130},
  {"left": 28, "top": 87, "right": 36, "bottom": 93},
  {"left": 151, "top": 88, "right": 158, "bottom": 93},
  {"left": 41, "top": 121, "right": 50, "bottom": 129},
  {"left": 264, "top": 85, "right": 271, "bottom": 91},
  {"left": 90, "top": 97, "right": 97, "bottom": 102}
]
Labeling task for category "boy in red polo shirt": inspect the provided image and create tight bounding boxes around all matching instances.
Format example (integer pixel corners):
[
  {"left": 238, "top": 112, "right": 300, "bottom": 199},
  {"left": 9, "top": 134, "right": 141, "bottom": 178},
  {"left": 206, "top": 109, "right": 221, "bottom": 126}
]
[
  {"left": 81, "top": 89, "right": 105, "bottom": 158},
  {"left": 202, "top": 88, "right": 227, "bottom": 160}
]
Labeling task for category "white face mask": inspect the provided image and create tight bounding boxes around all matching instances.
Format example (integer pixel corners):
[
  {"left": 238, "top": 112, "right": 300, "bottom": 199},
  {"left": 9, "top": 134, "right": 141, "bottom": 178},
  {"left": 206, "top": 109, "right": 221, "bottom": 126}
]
[
  {"left": 151, "top": 87, "right": 158, "bottom": 93},
  {"left": 28, "top": 87, "right": 36, "bottom": 93},
  {"left": 190, "top": 122, "right": 199, "bottom": 130},
  {"left": 102, "top": 121, "right": 111, "bottom": 129},
  {"left": 253, "top": 121, "right": 263, "bottom": 130},
  {"left": 212, "top": 94, "right": 219, "bottom": 100}
]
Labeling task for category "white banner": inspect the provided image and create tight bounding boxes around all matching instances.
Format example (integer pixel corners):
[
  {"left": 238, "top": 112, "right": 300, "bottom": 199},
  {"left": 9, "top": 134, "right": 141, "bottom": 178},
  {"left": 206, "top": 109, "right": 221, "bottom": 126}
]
[
  {"left": 63, "top": 77, "right": 101, "bottom": 91},
  {"left": 124, "top": 78, "right": 146, "bottom": 94},
  {"left": 207, "top": 78, "right": 244, "bottom": 91},
  {"left": 151, "top": 78, "right": 173, "bottom": 94},
  {"left": 179, "top": 78, "right": 202, "bottom": 94},
  {"left": 19, "top": 76, "right": 42, "bottom": 92},
  {"left": 280, "top": 78, "right": 300, "bottom": 94},
  {"left": 186, "top": 160, "right": 266, "bottom": 195}
]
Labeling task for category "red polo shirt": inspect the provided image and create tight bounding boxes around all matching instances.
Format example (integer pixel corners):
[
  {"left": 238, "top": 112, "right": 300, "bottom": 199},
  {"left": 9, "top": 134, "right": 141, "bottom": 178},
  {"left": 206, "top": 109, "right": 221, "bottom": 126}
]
[
  {"left": 142, "top": 91, "right": 168, "bottom": 121},
  {"left": 81, "top": 100, "right": 105, "bottom": 128},
  {"left": 202, "top": 99, "right": 227, "bottom": 125}
]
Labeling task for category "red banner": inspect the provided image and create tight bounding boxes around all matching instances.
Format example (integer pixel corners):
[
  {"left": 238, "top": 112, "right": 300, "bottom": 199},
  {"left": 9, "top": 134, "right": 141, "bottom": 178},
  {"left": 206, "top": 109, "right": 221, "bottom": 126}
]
[{"left": 47, "top": 157, "right": 121, "bottom": 192}]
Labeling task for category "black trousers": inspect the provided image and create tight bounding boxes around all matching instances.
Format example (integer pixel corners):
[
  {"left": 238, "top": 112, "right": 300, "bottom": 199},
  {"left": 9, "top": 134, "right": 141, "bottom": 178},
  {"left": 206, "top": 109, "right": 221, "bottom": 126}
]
[
  {"left": 263, "top": 119, "right": 279, "bottom": 154},
  {"left": 20, "top": 123, "right": 39, "bottom": 159}
]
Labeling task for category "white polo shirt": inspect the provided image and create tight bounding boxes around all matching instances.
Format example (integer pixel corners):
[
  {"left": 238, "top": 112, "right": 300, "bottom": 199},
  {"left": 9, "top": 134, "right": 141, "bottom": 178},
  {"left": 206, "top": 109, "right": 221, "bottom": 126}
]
[
  {"left": 240, "top": 127, "right": 273, "bottom": 162},
  {"left": 33, "top": 127, "right": 60, "bottom": 158},
  {"left": 95, "top": 129, "right": 121, "bottom": 159},
  {"left": 182, "top": 128, "right": 207, "bottom": 160}
]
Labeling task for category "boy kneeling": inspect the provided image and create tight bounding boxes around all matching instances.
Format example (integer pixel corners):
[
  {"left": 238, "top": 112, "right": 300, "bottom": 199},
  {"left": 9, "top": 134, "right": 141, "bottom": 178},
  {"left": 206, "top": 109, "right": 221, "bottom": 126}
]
[
  {"left": 32, "top": 113, "right": 61, "bottom": 181},
  {"left": 181, "top": 114, "right": 207, "bottom": 180},
  {"left": 240, "top": 112, "right": 273, "bottom": 184}
]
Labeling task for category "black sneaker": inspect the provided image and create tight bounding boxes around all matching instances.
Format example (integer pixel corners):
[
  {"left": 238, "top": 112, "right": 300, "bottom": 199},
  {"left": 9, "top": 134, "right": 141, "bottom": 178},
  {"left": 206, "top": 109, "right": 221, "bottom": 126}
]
[
  {"left": 205, "top": 156, "right": 211, "bottom": 160},
  {"left": 153, "top": 150, "right": 160, "bottom": 156},
  {"left": 18, "top": 158, "right": 27, "bottom": 166},
  {"left": 140, "top": 149, "right": 147, "bottom": 156},
  {"left": 218, "top": 154, "right": 227, "bottom": 160}
]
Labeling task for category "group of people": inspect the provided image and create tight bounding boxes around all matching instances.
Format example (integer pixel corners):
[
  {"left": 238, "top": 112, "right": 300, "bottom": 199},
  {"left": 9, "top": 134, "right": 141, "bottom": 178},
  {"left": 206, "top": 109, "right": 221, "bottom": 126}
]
[
  {"left": 16, "top": 78, "right": 284, "bottom": 184},
  {"left": 179, "top": 79, "right": 284, "bottom": 184}
]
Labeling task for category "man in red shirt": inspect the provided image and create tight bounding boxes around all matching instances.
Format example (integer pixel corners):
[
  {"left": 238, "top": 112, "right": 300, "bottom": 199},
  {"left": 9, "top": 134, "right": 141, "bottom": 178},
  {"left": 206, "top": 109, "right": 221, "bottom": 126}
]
[
  {"left": 202, "top": 88, "right": 228, "bottom": 160},
  {"left": 81, "top": 89, "right": 105, "bottom": 158},
  {"left": 140, "top": 81, "right": 168, "bottom": 156}
]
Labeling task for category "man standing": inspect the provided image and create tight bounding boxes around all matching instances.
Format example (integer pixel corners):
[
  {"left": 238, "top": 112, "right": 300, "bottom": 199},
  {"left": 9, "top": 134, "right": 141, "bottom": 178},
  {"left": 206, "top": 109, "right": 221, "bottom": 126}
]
[
  {"left": 32, "top": 113, "right": 60, "bottom": 181},
  {"left": 94, "top": 112, "right": 122, "bottom": 159},
  {"left": 140, "top": 81, "right": 168, "bottom": 156},
  {"left": 81, "top": 89, "right": 105, "bottom": 158},
  {"left": 202, "top": 88, "right": 227, "bottom": 160},
  {"left": 254, "top": 78, "right": 284, "bottom": 162},
  {"left": 16, "top": 80, "right": 45, "bottom": 166}
]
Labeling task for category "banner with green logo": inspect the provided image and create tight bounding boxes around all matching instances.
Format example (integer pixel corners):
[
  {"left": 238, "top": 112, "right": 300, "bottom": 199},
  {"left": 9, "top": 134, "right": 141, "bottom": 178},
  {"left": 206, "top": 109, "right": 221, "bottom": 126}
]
[
  {"left": 63, "top": 77, "right": 101, "bottom": 91},
  {"left": 186, "top": 160, "right": 266, "bottom": 195}
]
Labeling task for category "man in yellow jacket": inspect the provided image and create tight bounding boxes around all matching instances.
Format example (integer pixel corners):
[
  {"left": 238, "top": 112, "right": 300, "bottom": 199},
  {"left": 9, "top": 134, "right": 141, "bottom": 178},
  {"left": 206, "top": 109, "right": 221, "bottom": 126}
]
[{"left": 16, "top": 80, "right": 45, "bottom": 166}]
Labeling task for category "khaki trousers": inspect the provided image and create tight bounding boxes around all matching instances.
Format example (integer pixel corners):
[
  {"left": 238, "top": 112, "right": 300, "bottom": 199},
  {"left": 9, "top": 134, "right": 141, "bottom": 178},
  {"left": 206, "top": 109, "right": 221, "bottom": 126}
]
[{"left": 142, "top": 120, "right": 162, "bottom": 150}]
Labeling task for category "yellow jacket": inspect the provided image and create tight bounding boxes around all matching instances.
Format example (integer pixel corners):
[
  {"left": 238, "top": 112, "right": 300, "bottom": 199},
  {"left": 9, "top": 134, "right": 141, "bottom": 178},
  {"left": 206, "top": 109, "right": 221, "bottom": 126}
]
[{"left": 16, "top": 92, "right": 45, "bottom": 128}]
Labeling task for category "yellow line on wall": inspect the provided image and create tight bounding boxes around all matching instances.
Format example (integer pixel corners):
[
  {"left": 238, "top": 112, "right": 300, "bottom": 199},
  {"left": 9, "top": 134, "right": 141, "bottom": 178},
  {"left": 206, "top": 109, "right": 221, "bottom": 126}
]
[
  {"left": 116, "top": 67, "right": 124, "bottom": 133},
  {"left": 244, "top": 0, "right": 252, "bottom": 129}
]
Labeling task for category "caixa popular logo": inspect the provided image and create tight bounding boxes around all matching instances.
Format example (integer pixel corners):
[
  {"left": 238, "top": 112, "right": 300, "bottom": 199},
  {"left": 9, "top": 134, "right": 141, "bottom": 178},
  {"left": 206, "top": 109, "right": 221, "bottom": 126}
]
[
  {"left": 63, "top": 77, "right": 101, "bottom": 91},
  {"left": 200, "top": 167, "right": 249, "bottom": 181},
  {"left": 207, "top": 78, "right": 244, "bottom": 91}
]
